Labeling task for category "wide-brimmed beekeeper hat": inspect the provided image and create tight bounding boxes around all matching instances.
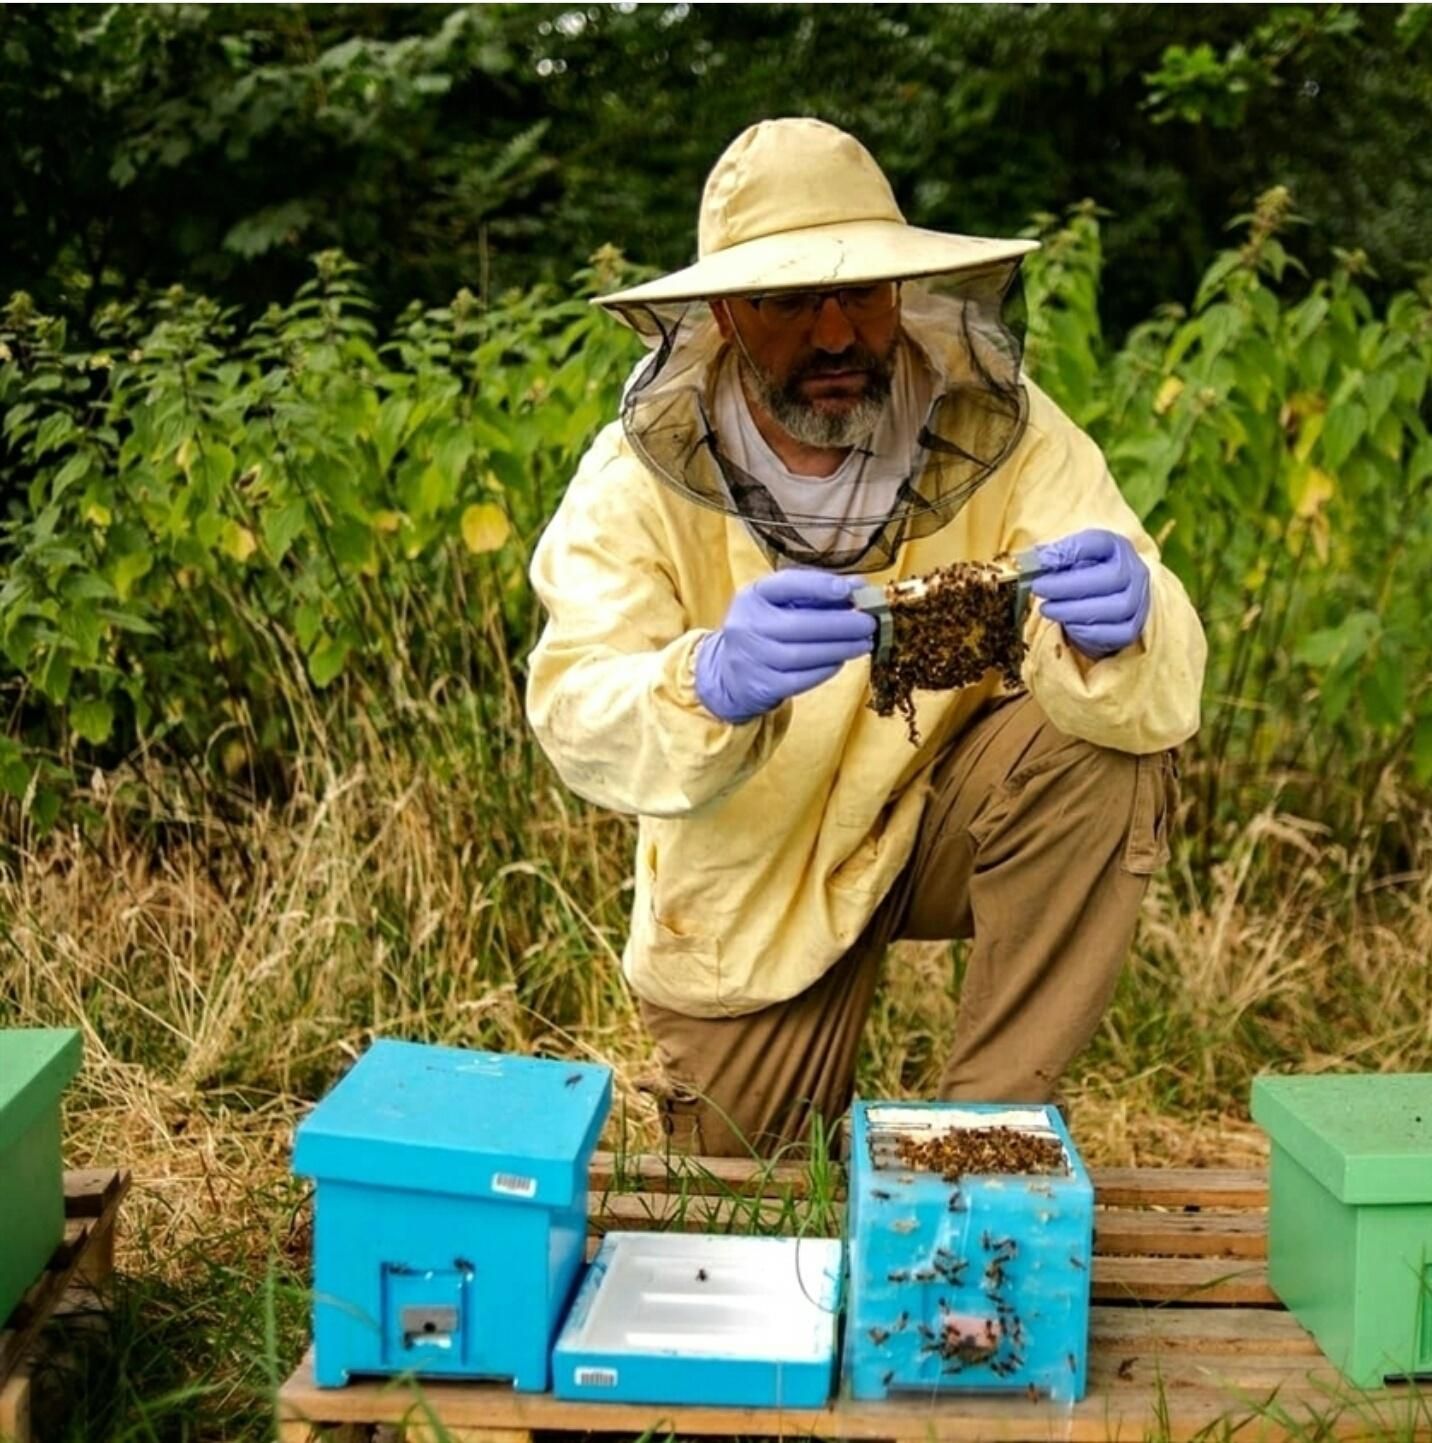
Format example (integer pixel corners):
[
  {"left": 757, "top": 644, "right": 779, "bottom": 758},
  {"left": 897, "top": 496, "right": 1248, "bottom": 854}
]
[
  {"left": 595, "top": 118, "right": 1036, "bottom": 575},
  {"left": 595, "top": 116, "right": 1037, "bottom": 310}
]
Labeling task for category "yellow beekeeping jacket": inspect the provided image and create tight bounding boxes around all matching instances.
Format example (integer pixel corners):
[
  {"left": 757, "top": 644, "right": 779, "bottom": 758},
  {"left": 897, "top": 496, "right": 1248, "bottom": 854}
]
[{"left": 526, "top": 338, "right": 1206, "bottom": 1018}]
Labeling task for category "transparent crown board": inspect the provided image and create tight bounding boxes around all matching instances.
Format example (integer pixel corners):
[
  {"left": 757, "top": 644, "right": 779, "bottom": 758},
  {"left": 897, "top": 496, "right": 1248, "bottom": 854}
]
[{"left": 554, "top": 1232, "right": 844, "bottom": 1407}]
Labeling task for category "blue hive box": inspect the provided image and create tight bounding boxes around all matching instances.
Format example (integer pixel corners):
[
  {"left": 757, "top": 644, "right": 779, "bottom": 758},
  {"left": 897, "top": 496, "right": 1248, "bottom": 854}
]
[
  {"left": 843, "top": 1101, "right": 1094, "bottom": 1402},
  {"left": 293, "top": 1039, "right": 612, "bottom": 1389}
]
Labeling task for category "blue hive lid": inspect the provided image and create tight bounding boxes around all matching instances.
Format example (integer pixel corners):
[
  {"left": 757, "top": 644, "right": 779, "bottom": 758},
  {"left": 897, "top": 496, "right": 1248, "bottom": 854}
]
[{"left": 293, "top": 1039, "right": 612, "bottom": 1207}]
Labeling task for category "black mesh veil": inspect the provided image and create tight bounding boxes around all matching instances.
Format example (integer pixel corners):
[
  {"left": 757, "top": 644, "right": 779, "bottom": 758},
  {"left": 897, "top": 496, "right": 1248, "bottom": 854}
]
[{"left": 606, "top": 262, "right": 1030, "bottom": 573}]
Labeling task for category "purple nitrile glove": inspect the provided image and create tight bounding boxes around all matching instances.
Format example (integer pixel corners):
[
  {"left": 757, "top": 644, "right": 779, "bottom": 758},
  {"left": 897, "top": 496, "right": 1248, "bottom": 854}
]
[
  {"left": 1029, "top": 529, "right": 1151, "bottom": 660},
  {"left": 694, "top": 569, "right": 876, "bottom": 724}
]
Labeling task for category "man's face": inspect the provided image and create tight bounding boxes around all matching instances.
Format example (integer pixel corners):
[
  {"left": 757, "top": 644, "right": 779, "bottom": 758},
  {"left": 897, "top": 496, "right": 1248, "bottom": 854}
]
[{"left": 715, "top": 285, "right": 901, "bottom": 448}]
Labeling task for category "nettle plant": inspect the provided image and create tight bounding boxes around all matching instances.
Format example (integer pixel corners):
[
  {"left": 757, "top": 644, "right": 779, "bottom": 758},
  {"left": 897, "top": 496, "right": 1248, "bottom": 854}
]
[
  {"left": 1024, "top": 191, "right": 1432, "bottom": 843},
  {"left": 0, "top": 249, "right": 642, "bottom": 826},
  {"left": 2, "top": 210, "right": 1429, "bottom": 848}
]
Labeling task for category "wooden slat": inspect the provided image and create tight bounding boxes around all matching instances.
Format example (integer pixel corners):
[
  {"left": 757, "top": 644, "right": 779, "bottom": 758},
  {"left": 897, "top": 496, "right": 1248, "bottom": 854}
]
[
  {"left": 589, "top": 1154, "right": 1270, "bottom": 1210},
  {"left": 0, "top": 1168, "right": 129, "bottom": 1385},
  {"left": 61, "top": 1169, "right": 122, "bottom": 1220},
  {"left": 590, "top": 1151, "right": 817, "bottom": 1197},
  {"left": 406, "top": 1427, "right": 531, "bottom": 1443},
  {"left": 588, "top": 1190, "right": 1269, "bottom": 1268},
  {"left": 277, "top": 1345, "right": 1428, "bottom": 1443},
  {"left": 1086, "top": 1349, "right": 1344, "bottom": 1391},
  {"left": 0, "top": 1364, "right": 32, "bottom": 1443},
  {"left": 57, "top": 1218, "right": 91, "bottom": 1273},
  {"left": 1092, "top": 1167, "right": 1267, "bottom": 1209},
  {"left": 1090, "top": 1306, "right": 1320, "bottom": 1356},
  {"left": 589, "top": 1190, "right": 820, "bottom": 1235},
  {"left": 1094, "top": 1209, "right": 1266, "bottom": 1259},
  {"left": 1093, "top": 1256, "right": 1276, "bottom": 1306},
  {"left": 587, "top": 1195, "right": 1277, "bottom": 1301}
]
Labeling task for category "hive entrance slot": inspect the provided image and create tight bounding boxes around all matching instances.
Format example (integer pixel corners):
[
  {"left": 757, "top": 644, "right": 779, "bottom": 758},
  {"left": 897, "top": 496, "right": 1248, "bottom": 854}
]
[{"left": 401, "top": 1304, "right": 459, "bottom": 1350}]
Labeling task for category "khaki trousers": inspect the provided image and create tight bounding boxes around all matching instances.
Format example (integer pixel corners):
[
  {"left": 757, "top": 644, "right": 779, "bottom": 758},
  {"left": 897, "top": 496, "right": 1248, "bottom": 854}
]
[{"left": 637, "top": 693, "right": 1178, "bottom": 1158}]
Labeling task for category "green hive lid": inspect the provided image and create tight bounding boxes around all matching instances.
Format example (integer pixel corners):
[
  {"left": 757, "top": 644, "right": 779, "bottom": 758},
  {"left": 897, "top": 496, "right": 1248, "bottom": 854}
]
[
  {"left": 0, "top": 1029, "right": 83, "bottom": 1155},
  {"left": 1251, "top": 1073, "right": 1432, "bottom": 1205}
]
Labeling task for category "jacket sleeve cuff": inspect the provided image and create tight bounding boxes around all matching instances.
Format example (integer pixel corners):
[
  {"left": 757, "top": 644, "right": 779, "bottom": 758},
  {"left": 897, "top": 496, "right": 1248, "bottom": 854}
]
[
  {"left": 532, "top": 628, "right": 793, "bottom": 819},
  {"left": 650, "top": 630, "right": 793, "bottom": 808},
  {"left": 1021, "top": 567, "right": 1205, "bottom": 755}
]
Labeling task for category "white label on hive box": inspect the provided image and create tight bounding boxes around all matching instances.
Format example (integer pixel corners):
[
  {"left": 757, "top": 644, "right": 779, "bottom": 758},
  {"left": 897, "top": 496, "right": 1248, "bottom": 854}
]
[
  {"left": 491, "top": 1171, "right": 537, "bottom": 1198},
  {"left": 576, "top": 1366, "right": 618, "bottom": 1388}
]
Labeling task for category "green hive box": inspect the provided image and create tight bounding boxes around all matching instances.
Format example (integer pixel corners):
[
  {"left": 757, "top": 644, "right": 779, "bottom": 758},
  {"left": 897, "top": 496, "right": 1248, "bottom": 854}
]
[
  {"left": 1251, "top": 1073, "right": 1432, "bottom": 1386},
  {"left": 0, "top": 1028, "right": 83, "bottom": 1326}
]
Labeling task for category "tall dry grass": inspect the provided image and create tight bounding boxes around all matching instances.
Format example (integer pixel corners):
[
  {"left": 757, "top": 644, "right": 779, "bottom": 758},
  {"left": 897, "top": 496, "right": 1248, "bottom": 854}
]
[
  {"left": 5, "top": 737, "right": 1429, "bottom": 1264},
  {"left": 2, "top": 728, "right": 1430, "bottom": 1437}
]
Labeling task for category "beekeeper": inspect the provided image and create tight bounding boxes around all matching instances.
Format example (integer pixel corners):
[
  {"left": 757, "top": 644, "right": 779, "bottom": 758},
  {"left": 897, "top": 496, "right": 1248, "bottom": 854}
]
[{"left": 526, "top": 118, "right": 1206, "bottom": 1156}]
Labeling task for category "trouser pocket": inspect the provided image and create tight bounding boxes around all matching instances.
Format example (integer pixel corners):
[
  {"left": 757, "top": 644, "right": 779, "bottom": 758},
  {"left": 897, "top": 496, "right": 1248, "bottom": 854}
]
[{"left": 1122, "top": 749, "right": 1178, "bottom": 875}]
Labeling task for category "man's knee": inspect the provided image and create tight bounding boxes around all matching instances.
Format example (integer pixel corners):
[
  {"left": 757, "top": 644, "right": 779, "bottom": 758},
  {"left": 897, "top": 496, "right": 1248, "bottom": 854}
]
[
  {"left": 969, "top": 705, "right": 1176, "bottom": 873},
  {"left": 1027, "top": 731, "right": 1176, "bottom": 876}
]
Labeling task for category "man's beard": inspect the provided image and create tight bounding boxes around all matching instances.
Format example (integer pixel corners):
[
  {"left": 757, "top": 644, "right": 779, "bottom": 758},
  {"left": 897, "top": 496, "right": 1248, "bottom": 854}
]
[{"left": 739, "top": 343, "right": 896, "bottom": 448}]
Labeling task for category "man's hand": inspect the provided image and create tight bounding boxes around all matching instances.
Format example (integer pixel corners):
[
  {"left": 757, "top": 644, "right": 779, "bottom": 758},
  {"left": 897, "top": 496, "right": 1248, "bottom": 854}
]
[
  {"left": 695, "top": 569, "right": 876, "bottom": 723},
  {"left": 1029, "top": 529, "right": 1151, "bottom": 661}
]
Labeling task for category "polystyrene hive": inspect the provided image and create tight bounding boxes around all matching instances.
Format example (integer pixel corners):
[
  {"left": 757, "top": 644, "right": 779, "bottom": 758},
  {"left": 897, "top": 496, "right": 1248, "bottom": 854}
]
[
  {"left": 1253, "top": 1072, "right": 1432, "bottom": 1385},
  {"left": 843, "top": 1100, "right": 1093, "bottom": 1402},
  {"left": 293, "top": 1040, "right": 611, "bottom": 1390},
  {"left": 0, "top": 1029, "right": 82, "bottom": 1327}
]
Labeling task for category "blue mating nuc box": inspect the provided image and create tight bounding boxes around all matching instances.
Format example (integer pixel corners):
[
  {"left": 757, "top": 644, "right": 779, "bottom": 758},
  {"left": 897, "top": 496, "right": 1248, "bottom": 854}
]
[
  {"left": 844, "top": 1101, "right": 1094, "bottom": 1403},
  {"left": 293, "top": 1039, "right": 612, "bottom": 1390}
]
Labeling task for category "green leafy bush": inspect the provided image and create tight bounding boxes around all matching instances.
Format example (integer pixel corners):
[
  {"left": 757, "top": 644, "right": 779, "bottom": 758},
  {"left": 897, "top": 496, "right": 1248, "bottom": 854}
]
[
  {"left": 1024, "top": 191, "right": 1432, "bottom": 852},
  {"left": 0, "top": 248, "right": 641, "bottom": 826},
  {"left": 2, "top": 208, "right": 1429, "bottom": 861}
]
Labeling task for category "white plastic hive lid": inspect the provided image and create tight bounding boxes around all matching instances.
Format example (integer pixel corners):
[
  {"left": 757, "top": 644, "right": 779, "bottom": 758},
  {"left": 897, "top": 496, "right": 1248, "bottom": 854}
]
[
  {"left": 562, "top": 1232, "right": 842, "bottom": 1360},
  {"left": 865, "top": 1103, "right": 1057, "bottom": 1133}
]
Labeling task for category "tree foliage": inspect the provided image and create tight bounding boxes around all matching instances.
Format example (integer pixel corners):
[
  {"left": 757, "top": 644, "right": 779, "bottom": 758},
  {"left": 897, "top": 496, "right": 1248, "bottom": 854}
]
[
  {"left": 0, "top": 248, "right": 642, "bottom": 824},
  {"left": 2, "top": 212, "right": 1428, "bottom": 854},
  {"left": 3, "top": 4, "right": 1429, "bottom": 336},
  {"left": 1025, "top": 195, "right": 1432, "bottom": 852}
]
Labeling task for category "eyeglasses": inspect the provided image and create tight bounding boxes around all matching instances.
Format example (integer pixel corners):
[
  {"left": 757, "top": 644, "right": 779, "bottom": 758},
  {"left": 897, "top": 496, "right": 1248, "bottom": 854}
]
[{"left": 746, "top": 282, "right": 900, "bottom": 326}]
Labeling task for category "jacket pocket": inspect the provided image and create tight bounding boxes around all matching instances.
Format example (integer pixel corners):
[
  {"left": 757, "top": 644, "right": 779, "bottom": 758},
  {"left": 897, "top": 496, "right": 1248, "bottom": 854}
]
[
  {"left": 627, "top": 841, "right": 723, "bottom": 1014},
  {"left": 1122, "top": 750, "right": 1178, "bottom": 876}
]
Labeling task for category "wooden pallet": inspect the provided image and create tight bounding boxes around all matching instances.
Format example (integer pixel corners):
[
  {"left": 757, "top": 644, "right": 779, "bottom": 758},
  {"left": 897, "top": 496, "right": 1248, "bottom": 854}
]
[
  {"left": 276, "top": 1155, "right": 1432, "bottom": 1443},
  {"left": 0, "top": 1169, "right": 129, "bottom": 1443}
]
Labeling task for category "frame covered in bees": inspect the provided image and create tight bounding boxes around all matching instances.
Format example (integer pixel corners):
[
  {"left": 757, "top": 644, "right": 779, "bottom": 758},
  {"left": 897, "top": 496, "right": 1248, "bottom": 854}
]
[
  {"left": 843, "top": 1100, "right": 1094, "bottom": 1402},
  {"left": 866, "top": 559, "right": 1032, "bottom": 743}
]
